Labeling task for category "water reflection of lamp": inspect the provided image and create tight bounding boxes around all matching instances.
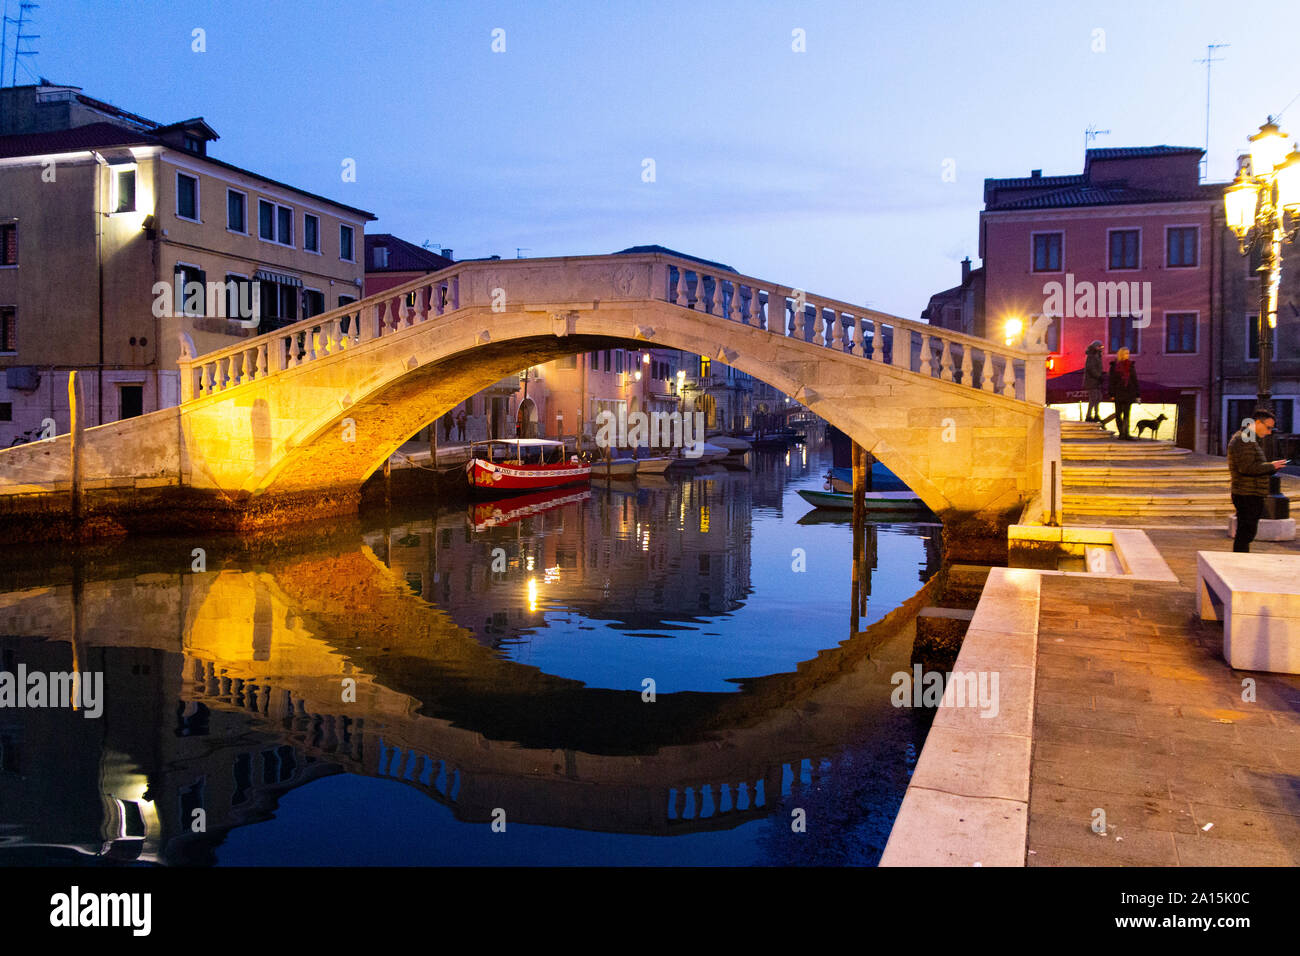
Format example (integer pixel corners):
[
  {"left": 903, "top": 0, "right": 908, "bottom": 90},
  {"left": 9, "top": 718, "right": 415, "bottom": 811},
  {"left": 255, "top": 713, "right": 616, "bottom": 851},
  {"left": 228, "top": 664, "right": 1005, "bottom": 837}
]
[{"left": 526, "top": 577, "right": 538, "bottom": 612}]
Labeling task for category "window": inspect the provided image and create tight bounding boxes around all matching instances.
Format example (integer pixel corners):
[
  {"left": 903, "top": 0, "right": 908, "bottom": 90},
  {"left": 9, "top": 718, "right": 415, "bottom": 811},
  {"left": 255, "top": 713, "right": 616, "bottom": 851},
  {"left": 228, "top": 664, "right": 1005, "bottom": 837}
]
[
  {"left": 0, "top": 306, "right": 15, "bottom": 352},
  {"left": 699, "top": 356, "right": 711, "bottom": 378},
  {"left": 258, "top": 200, "right": 292, "bottom": 244},
  {"left": 119, "top": 385, "right": 144, "bottom": 420},
  {"left": 174, "top": 265, "right": 206, "bottom": 316},
  {"left": 303, "top": 290, "right": 325, "bottom": 318},
  {"left": 1108, "top": 229, "right": 1139, "bottom": 270},
  {"left": 338, "top": 294, "right": 356, "bottom": 309},
  {"left": 1108, "top": 315, "right": 1141, "bottom": 354},
  {"left": 304, "top": 214, "right": 319, "bottom": 253},
  {"left": 1229, "top": 397, "right": 1293, "bottom": 435},
  {"left": 176, "top": 172, "right": 198, "bottom": 221},
  {"left": 0, "top": 224, "right": 15, "bottom": 265},
  {"left": 0, "top": 402, "right": 10, "bottom": 421},
  {"left": 1032, "top": 233, "right": 1062, "bottom": 272},
  {"left": 1039, "top": 315, "right": 1062, "bottom": 352},
  {"left": 1247, "top": 313, "right": 1278, "bottom": 361},
  {"left": 114, "top": 168, "right": 136, "bottom": 213},
  {"left": 1167, "top": 226, "right": 1198, "bottom": 267},
  {"left": 258, "top": 281, "right": 298, "bottom": 329},
  {"left": 227, "top": 190, "right": 247, "bottom": 233},
  {"left": 339, "top": 224, "right": 355, "bottom": 261},
  {"left": 616, "top": 350, "right": 624, "bottom": 374},
  {"left": 603, "top": 350, "right": 611, "bottom": 372},
  {"left": 1165, "top": 313, "right": 1197, "bottom": 353},
  {"left": 224, "top": 275, "right": 255, "bottom": 322},
  {"left": 258, "top": 200, "right": 274, "bottom": 240},
  {"left": 372, "top": 244, "right": 388, "bottom": 268}
]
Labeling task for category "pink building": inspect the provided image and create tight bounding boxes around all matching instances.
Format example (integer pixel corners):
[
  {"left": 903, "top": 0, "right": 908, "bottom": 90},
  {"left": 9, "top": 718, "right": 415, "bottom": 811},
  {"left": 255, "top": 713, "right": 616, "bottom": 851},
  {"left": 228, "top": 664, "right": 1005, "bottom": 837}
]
[{"left": 979, "top": 146, "right": 1223, "bottom": 451}]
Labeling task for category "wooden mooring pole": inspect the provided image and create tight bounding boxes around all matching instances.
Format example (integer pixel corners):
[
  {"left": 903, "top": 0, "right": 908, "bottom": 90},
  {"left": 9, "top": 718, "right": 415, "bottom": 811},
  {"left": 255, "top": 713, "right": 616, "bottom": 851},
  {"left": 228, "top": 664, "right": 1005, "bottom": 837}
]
[{"left": 68, "top": 370, "right": 84, "bottom": 524}]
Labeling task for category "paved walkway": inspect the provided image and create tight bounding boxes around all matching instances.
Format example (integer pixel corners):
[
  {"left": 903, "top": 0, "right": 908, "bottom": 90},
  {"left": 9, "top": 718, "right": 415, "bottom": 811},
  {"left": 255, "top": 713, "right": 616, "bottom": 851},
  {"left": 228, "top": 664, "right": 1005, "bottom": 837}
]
[{"left": 1028, "top": 524, "right": 1300, "bottom": 865}]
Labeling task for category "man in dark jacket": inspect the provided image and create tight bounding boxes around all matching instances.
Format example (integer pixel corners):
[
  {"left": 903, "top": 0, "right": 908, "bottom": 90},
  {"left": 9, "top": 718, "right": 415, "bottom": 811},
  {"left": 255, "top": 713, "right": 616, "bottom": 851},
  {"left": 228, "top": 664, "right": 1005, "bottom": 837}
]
[
  {"left": 1227, "top": 409, "right": 1288, "bottom": 552},
  {"left": 1082, "top": 340, "right": 1104, "bottom": 421}
]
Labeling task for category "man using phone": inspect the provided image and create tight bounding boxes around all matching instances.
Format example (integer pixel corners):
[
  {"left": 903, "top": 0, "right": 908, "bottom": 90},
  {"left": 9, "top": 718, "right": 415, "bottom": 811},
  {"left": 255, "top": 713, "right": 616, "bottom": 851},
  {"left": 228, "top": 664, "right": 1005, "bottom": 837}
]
[{"left": 1227, "top": 409, "right": 1288, "bottom": 552}]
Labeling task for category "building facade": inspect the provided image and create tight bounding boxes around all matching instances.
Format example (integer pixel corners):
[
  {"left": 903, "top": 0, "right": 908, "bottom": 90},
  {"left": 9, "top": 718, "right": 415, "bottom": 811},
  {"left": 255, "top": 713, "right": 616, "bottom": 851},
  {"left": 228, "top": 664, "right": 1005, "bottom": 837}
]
[
  {"left": 0, "top": 83, "right": 373, "bottom": 444},
  {"left": 976, "top": 146, "right": 1223, "bottom": 451}
]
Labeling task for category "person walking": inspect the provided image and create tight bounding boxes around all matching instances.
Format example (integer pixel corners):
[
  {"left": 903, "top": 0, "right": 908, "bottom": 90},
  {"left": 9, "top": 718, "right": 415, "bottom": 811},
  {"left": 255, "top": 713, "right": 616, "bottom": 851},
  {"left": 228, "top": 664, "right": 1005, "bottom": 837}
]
[
  {"left": 1108, "top": 347, "right": 1140, "bottom": 439},
  {"left": 1227, "top": 408, "right": 1288, "bottom": 553},
  {"left": 455, "top": 407, "right": 467, "bottom": 442},
  {"left": 442, "top": 410, "right": 454, "bottom": 442},
  {"left": 1082, "top": 340, "right": 1104, "bottom": 422}
]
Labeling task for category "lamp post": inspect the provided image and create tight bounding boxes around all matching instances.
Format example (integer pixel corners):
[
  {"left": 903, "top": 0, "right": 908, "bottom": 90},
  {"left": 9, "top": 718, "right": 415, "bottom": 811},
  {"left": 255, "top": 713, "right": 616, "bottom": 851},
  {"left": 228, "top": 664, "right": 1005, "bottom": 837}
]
[{"left": 1224, "top": 118, "right": 1300, "bottom": 519}]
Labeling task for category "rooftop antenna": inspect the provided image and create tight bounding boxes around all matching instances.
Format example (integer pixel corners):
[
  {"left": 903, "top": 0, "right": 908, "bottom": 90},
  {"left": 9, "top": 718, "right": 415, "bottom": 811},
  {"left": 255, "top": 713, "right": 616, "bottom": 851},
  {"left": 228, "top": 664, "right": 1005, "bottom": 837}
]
[
  {"left": 516, "top": 247, "right": 531, "bottom": 259},
  {"left": 1084, "top": 124, "right": 1110, "bottom": 155},
  {"left": 1195, "top": 43, "right": 1229, "bottom": 181},
  {"left": 6, "top": 0, "right": 37, "bottom": 87}
]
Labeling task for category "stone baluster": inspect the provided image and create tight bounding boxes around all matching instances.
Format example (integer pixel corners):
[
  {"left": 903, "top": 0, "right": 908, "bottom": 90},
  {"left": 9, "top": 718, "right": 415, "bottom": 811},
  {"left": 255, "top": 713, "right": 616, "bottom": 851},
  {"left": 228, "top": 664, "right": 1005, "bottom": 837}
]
[
  {"left": 675, "top": 268, "right": 690, "bottom": 307},
  {"left": 812, "top": 306, "right": 825, "bottom": 346},
  {"left": 960, "top": 343, "right": 972, "bottom": 386},
  {"left": 418, "top": 284, "right": 431, "bottom": 323},
  {"left": 787, "top": 297, "right": 799, "bottom": 338},
  {"left": 831, "top": 312, "right": 845, "bottom": 350},
  {"left": 939, "top": 339, "right": 954, "bottom": 382},
  {"left": 400, "top": 293, "right": 414, "bottom": 327},
  {"left": 1001, "top": 353, "right": 1017, "bottom": 397},
  {"left": 872, "top": 318, "right": 885, "bottom": 362},
  {"left": 751, "top": 289, "right": 765, "bottom": 330},
  {"left": 221, "top": 356, "right": 234, "bottom": 390},
  {"left": 449, "top": 275, "right": 460, "bottom": 310},
  {"left": 203, "top": 362, "right": 217, "bottom": 394},
  {"left": 980, "top": 351, "right": 995, "bottom": 392},
  {"left": 919, "top": 333, "right": 932, "bottom": 377},
  {"left": 729, "top": 282, "right": 744, "bottom": 323}
]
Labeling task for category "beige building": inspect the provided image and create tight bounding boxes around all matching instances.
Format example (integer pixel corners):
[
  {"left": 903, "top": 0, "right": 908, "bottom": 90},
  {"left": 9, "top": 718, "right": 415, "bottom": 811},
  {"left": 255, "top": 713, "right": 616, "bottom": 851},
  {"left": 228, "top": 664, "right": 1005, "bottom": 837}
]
[{"left": 0, "top": 83, "right": 374, "bottom": 443}]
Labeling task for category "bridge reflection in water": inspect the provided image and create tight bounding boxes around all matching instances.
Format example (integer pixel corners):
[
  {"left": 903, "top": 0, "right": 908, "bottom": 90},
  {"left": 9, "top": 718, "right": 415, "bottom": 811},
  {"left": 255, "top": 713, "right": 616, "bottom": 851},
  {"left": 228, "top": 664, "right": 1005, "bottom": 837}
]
[{"left": 0, "top": 449, "right": 945, "bottom": 866}]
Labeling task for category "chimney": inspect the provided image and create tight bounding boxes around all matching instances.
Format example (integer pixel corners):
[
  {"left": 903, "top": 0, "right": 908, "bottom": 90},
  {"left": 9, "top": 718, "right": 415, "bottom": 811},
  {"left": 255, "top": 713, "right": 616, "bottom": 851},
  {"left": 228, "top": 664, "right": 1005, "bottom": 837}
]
[
  {"left": 961, "top": 256, "right": 971, "bottom": 284},
  {"left": 441, "top": 248, "right": 453, "bottom": 261},
  {"left": 1030, "top": 169, "right": 1042, "bottom": 178}
]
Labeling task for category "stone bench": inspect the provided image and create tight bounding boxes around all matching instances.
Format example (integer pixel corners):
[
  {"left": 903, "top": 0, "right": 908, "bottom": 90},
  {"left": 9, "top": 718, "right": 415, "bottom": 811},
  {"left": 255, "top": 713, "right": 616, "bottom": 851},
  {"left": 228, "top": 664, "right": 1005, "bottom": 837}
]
[{"left": 1197, "top": 550, "right": 1300, "bottom": 673}]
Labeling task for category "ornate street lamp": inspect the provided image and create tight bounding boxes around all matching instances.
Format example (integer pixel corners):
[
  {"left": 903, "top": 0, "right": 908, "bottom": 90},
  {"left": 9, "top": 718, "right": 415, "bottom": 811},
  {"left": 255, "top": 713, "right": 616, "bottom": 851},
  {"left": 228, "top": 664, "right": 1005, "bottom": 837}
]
[{"left": 1224, "top": 118, "right": 1300, "bottom": 519}]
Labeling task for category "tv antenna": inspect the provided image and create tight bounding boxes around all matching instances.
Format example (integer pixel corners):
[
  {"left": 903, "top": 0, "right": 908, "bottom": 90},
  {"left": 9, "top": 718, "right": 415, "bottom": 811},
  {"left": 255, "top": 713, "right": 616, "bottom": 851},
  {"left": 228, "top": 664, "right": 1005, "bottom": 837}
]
[
  {"left": 516, "top": 247, "right": 531, "bottom": 259},
  {"left": 1195, "top": 43, "right": 1229, "bottom": 181},
  {"left": 2, "top": 1, "right": 39, "bottom": 87},
  {"left": 1085, "top": 125, "right": 1110, "bottom": 154}
]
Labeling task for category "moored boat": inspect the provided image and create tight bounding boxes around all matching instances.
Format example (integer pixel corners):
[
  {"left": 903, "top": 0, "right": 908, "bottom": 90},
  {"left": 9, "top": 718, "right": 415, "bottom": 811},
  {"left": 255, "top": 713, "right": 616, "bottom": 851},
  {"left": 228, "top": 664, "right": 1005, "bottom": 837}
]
[
  {"left": 796, "top": 488, "right": 931, "bottom": 515},
  {"left": 591, "top": 457, "right": 639, "bottom": 479},
  {"left": 466, "top": 438, "right": 591, "bottom": 494}
]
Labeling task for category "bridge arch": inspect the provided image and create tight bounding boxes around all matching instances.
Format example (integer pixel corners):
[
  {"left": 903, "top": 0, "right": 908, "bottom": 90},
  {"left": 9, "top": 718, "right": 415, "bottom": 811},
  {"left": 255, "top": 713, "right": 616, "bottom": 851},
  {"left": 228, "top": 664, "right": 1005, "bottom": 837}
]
[{"left": 0, "top": 252, "right": 1054, "bottom": 551}]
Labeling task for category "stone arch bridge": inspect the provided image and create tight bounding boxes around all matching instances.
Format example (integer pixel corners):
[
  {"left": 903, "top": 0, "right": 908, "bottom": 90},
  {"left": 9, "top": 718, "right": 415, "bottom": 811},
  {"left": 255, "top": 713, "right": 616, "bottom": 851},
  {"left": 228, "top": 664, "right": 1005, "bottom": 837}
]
[{"left": 0, "top": 251, "right": 1058, "bottom": 550}]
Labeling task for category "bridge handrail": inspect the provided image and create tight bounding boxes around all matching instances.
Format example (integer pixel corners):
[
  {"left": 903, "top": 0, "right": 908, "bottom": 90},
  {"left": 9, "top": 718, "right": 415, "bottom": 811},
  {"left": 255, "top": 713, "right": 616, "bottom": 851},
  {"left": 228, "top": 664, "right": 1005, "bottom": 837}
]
[{"left": 177, "top": 252, "right": 1046, "bottom": 404}]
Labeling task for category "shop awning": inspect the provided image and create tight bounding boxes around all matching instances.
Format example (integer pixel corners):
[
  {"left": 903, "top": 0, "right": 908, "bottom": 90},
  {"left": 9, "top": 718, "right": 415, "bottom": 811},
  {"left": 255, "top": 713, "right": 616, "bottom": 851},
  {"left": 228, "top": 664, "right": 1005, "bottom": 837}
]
[
  {"left": 253, "top": 269, "right": 302, "bottom": 287},
  {"left": 1046, "top": 368, "right": 1186, "bottom": 405}
]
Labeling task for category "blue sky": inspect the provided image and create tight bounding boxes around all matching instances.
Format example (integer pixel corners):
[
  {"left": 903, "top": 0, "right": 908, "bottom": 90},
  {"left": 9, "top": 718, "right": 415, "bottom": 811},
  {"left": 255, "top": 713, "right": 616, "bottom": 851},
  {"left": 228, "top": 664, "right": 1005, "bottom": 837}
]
[{"left": 9, "top": 0, "right": 1300, "bottom": 315}]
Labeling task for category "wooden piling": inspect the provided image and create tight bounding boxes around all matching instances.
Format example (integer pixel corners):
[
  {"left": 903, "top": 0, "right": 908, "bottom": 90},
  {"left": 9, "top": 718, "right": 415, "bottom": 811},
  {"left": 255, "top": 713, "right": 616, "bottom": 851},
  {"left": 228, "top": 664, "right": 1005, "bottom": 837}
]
[{"left": 68, "top": 370, "right": 84, "bottom": 523}]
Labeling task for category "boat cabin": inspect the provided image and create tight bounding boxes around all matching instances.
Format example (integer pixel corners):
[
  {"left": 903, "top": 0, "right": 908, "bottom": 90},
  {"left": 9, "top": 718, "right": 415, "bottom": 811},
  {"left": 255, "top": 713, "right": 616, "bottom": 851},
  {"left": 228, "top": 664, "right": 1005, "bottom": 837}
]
[{"left": 469, "top": 438, "right": 571, "bottom": 465}]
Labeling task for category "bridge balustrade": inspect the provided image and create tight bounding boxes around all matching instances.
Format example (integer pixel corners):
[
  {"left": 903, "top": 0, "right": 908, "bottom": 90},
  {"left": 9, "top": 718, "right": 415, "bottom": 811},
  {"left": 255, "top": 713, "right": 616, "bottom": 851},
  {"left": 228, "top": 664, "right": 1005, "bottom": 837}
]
[{"left": 177, "top": 254, "right": 1044, "bottom": 406}]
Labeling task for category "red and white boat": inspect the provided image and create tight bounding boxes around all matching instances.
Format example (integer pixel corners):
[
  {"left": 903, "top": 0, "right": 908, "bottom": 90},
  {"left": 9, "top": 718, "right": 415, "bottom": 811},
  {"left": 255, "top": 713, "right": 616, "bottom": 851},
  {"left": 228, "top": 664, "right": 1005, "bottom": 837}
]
[{"left": 466, "top": 438, "right": 591, "bottom": 494}]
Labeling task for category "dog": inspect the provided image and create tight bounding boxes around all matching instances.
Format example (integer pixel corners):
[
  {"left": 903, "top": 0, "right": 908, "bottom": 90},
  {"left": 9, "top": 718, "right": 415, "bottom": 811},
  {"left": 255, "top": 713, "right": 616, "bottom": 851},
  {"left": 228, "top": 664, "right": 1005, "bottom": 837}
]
[{"left": 1136, "top": 413, "right": 1167, "bottom": 439}]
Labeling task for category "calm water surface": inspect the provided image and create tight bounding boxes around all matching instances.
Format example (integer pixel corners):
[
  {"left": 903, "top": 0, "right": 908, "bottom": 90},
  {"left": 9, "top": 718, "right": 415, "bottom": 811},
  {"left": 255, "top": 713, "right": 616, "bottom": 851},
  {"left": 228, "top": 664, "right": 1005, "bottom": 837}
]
[{"left": 0, "top": 446, "right": 944, "bottom": 866}]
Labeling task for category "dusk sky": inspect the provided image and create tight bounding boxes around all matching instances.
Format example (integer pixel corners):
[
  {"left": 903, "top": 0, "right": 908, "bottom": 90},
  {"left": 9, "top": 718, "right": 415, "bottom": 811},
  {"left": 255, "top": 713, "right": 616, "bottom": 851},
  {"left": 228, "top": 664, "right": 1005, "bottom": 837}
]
[{"left": 13, "top": 0, "right": 1300, "bottom": 315}]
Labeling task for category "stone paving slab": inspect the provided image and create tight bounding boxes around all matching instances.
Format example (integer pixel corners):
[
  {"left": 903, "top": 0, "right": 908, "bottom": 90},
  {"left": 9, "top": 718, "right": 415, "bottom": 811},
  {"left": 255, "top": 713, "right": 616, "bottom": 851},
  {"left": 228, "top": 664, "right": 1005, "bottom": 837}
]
[{"left": 1029, "top": 525, "right": 1300, "bottom": 866}]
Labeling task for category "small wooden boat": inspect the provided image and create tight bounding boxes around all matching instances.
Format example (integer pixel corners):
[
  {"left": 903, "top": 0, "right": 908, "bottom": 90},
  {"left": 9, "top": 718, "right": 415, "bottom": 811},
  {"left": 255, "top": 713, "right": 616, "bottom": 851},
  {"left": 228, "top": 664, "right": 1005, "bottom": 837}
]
[
  {"left": 707, "top": 435, "right": 753, "bottom": 455},
  {"left": 797, "top": 488, "right": 931, "bottom": 514},
  {"left": 591, "top": 457, "right": 639, "bottom": 480},
  {"left": 634, "top": 455, "right": 674, "bottom": 474},
  {"left": 466, "top": 438, "right": 591, "bottom": 494}
]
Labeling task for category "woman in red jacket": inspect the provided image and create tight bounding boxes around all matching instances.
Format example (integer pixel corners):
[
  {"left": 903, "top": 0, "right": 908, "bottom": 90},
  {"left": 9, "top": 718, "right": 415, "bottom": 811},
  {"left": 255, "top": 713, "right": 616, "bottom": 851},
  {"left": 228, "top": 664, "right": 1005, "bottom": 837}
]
[{"left": 1108, "top": 347, "right": 1140, "bottom": 440}]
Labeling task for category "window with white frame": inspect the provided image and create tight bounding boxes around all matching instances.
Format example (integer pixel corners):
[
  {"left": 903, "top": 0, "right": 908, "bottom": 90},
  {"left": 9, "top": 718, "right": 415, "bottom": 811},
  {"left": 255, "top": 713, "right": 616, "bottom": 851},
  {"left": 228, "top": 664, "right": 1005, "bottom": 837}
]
[
  {"left": 176, "top": 172, "right": 199, "bottom": 221},
  {"left": 258, "top": 199, "right": 293, "bottom": 245},
  {"left": 339, "top": 224, "right": 355, "bottom": 261},
  {"left": 113, "top": 166, "right": 136, "bottom": 213},
  {"left": 304, "top": 214, "right": 320, "bottom": 253},
  {"left": 227, "top": 189, "right": 247, "bottom": 233}
]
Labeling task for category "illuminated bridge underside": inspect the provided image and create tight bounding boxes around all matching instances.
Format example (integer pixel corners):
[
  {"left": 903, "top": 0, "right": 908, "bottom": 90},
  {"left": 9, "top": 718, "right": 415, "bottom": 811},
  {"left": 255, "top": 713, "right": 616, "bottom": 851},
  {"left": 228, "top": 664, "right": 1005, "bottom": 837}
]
[{"left": 0, "top": 252, "right": 1054, "bottom": 545}]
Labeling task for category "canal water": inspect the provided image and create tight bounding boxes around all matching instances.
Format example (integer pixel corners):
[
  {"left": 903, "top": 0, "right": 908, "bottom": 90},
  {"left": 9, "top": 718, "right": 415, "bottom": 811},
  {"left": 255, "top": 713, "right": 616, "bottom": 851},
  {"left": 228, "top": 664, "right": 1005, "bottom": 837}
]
[{"left": 0, "top": 446, "right": 944, "bottom": 866}]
